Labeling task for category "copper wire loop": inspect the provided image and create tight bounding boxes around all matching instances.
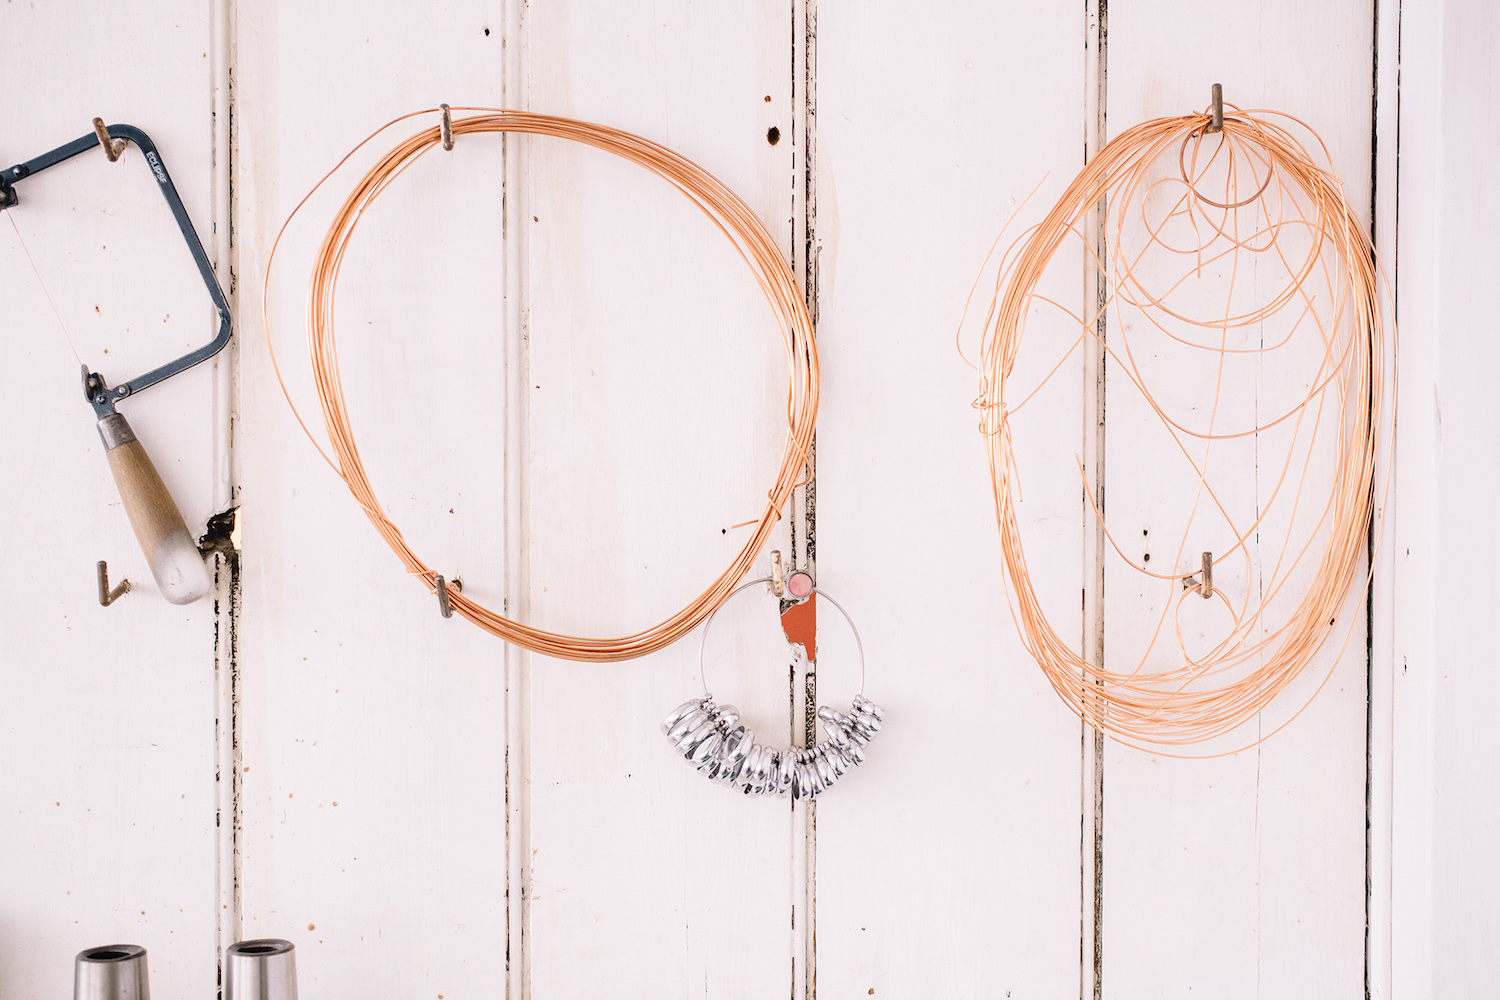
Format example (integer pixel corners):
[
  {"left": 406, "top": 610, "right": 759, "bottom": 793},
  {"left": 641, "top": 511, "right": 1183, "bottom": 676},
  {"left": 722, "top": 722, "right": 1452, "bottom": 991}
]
[
  {"left": 265, "top": 108, "right": 819, "bottom": 661},
  {"left": 964, "top": 105, "right": 1394, "bottom": 754}
]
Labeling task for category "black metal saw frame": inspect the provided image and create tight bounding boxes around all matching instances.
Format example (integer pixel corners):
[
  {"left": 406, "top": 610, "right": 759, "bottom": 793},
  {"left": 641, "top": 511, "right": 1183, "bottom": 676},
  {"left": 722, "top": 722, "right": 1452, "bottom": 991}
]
[{"left": 2, "top": 121, "right": 231, "bottom": 417}]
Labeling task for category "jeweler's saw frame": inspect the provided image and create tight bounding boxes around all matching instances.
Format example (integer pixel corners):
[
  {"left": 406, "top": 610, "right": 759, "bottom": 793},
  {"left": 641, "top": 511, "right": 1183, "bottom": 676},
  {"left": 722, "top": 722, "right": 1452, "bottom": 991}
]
[{"left": 2, "top": 120, "right": 231, "bottom": 604}]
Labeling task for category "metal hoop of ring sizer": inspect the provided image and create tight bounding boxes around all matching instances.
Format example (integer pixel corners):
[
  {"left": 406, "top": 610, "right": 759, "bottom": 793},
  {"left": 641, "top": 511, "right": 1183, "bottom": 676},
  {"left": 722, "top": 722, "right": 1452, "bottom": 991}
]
[{"left": 661, "top": 576, "right": 885, "bottom": 800}]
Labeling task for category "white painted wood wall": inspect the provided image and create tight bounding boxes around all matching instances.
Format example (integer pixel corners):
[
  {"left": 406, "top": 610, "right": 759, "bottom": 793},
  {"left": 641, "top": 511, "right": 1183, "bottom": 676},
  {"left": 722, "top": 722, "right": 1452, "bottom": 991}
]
[{"left": 1, "top": 1, "right": 1494, "bottom": 997}]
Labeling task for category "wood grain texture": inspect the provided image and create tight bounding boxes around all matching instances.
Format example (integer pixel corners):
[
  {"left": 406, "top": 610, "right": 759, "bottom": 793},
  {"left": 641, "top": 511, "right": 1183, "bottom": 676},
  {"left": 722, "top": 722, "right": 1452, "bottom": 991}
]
[{"left": 0, "top": 2, "right": 221, "bottom": 996}]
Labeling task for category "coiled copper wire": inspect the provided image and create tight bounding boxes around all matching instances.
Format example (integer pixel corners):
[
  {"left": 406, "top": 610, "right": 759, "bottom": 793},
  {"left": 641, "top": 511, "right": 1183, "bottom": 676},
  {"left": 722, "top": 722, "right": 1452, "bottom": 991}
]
[
  {"left": 265, "top": 109, "right": 818, "bottom": 661},
  {"left": 968, "top": 104, "right": 1392, "bottom": 753}
]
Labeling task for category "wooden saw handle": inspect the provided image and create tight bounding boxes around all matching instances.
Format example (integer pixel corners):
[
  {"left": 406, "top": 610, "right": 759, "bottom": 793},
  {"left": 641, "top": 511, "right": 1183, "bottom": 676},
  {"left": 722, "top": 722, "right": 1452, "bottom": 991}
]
[{"left": 97, "top": 413, "right": 211, "bottom": 605}]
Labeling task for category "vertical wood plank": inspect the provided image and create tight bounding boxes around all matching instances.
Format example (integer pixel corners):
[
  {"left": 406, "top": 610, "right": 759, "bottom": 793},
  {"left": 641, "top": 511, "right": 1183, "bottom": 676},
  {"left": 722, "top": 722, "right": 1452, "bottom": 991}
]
[
  {"left": 0, "top": 3, "right": 221, "bottom": 996},
  {"left": 1387, "top": 1, "right": 1500, "bottom": 994},
  {"left": 1081, "top": 5, "right": 1109, "bottom": 994},
  {"left": 1101, "top": 4, "right": 1374, "bottom": 995},
  {"left": 209, "top": 0, "right": 241, "bottom": 964},
  {"left": 1365, "top": 0, "right": 1399, "bottom": 989},
  {"left": 516, "top": 4, "right": 800, "bottom": 996},
  {"left": 1382, "top": 2, "right": 1442, "bottom": 995},
  {"left": 501, "top": 0, "right": 529, "bottom": 994},
  {"left": 232, "top": 2, "right": 509, "bottom": 995},
  {"left": 790, "top": 3, "right": 817, "bottom": 995},
  {"left": 810, "top": 3, "right": 1088, "bottom": 996}
]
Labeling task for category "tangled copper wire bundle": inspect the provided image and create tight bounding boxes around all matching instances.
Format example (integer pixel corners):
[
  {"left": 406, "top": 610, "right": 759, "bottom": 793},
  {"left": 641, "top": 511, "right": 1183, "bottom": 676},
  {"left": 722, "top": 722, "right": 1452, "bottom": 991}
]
[
  {"left": 970, "top": 104, "right": 1391, "bottom": 752},
  {"left": 265, "top": 108, "right": 818, "bottom": 661}
]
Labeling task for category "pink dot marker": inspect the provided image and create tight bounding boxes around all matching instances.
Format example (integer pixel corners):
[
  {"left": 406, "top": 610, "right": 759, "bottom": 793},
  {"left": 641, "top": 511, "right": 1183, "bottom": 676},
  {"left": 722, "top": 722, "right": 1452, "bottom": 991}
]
[{"left": 787, "top": 570, "right": 814, "bottom": 599}]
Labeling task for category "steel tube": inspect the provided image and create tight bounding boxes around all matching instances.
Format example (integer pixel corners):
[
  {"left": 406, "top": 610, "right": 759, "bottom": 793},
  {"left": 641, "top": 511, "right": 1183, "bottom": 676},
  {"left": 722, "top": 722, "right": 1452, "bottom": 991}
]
[
  {"left": 225, "top": 938, "right": 298, "bottom": 1000},
  {"left": 74, "top": 944, "right": 149, "bottom": 1000}
]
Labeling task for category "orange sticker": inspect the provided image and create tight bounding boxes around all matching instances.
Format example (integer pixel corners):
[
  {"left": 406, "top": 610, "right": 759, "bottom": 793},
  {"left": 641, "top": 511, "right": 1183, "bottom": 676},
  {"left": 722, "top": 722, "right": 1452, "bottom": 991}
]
[{"left": 779, "top": 593, "right": 817, "bottom": 662}]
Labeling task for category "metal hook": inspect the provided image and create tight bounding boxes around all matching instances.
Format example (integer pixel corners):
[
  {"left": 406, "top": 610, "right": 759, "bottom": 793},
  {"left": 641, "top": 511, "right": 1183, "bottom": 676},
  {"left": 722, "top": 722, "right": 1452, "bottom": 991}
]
[
  {"left": 1205, "top": 84, "right": 1224, "bottom": 134},
  {"left": 770, "top": 550, "right": 786, "bottom": 597},
  {"left": 91, "top": 118, "right": 126, "bottom": 162},
  {"left": 1199, "top": 551, "right": 1214, "bottom": 599},
  {"left": 439, "top": 104, "right": 455, "bottom": 151},
  {"left": 697, "top": 576, "right": 867, "bottom": 697},
  {"left": 97, "top": 560, "right": 129, "bottom": 606},
  {"left": 435, "top": 575, "right": 462, "bottom": 618}
]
